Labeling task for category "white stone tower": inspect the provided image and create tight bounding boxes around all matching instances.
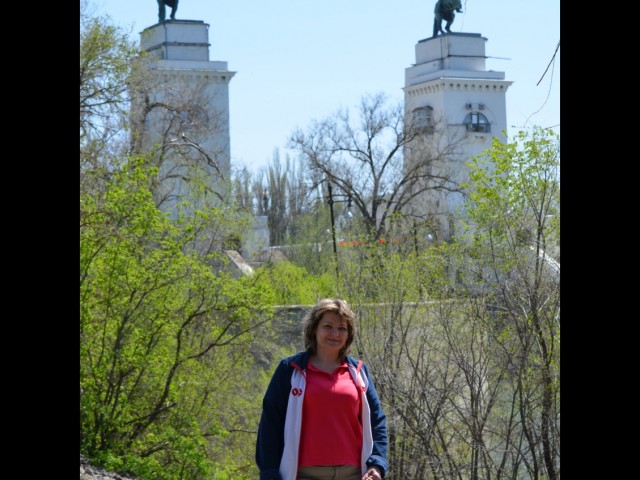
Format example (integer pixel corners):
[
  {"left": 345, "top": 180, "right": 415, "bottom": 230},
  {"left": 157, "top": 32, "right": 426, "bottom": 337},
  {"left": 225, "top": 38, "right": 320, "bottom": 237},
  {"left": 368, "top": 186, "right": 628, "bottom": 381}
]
[
  {"left": 133, "top": 20, "right": 235, "bottom": 216},
  {"left": 404, "top": 32, "right": 512, "bottom": 242}
]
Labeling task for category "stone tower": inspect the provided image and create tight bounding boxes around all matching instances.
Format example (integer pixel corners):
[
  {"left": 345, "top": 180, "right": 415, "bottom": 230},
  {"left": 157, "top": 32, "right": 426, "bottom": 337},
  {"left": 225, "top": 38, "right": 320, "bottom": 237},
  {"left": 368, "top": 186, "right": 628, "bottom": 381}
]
[
  {"left": 133, "top": 20, "right": 235, "bottom": 216},
  {"left": 404, "top": 32, "right": 512, "bottom": 242}
]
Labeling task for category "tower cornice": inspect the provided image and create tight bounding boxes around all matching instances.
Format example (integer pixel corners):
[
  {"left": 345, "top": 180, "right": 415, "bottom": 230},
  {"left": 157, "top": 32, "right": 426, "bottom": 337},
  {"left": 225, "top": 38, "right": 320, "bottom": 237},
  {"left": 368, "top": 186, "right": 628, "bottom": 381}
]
[{"left": 404, "top": 77, "right": 512, "bottom": 97}]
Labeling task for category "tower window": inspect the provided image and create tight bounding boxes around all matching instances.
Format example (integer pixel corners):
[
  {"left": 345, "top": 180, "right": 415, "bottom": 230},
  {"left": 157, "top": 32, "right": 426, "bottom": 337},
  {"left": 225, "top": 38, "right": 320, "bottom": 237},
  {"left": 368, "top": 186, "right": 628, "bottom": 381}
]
[
  {"left": 412, "top": 106, "right": 434, "bottom": 132},
  {"left": 463, "top": 112, "right": 490, "bottom": 133}
]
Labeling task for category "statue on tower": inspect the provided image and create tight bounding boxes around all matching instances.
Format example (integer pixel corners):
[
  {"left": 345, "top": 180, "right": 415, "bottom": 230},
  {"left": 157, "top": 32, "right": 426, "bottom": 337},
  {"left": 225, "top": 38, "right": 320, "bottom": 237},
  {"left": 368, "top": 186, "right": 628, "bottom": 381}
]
[
  {"left": 432, "top": 0, "right": 462, "bottom": 37},
  {"left": 157, "top": 0, "right": 179, "bottom": 22}
]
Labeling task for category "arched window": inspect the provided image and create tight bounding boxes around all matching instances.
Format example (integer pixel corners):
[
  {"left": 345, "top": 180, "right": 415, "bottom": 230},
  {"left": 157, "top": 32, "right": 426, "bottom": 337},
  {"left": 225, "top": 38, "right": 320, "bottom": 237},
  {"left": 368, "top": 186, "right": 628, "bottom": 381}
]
[
  {"left": 463, "top": 112, "right": 490, "bottom": 133},
  {"left": 412, "top": 106, "right": 434, "bottom": 132}
]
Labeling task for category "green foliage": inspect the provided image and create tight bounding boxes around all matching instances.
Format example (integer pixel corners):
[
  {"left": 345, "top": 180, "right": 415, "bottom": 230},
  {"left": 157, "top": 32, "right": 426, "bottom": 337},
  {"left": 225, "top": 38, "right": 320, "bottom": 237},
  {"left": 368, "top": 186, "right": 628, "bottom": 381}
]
[
  {"left": 80, "top": 158, "right": 272, "bottom": 479},
  {"left": 340, "top": 128, "right": 560, "bottom": 480},
  {"left": 253, "top": 261, "right": 336, "bottom": 305},
  {"left": 450, "top": 127, "right": 560, "bottom": 479},
  {"left": 336, "top": 236, "right": 451, "bottom": 305},
  {"left": 460, "top": 127, "right": 560, "bottom": 269},
  {"left": 280, "top": 204, "right": 335, "bottom": 276}
]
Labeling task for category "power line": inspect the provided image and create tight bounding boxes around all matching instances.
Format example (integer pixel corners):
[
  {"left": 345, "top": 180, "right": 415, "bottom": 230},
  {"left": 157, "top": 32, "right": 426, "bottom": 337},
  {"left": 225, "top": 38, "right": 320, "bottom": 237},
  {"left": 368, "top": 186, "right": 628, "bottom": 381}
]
[
  {"left": 524, "top": 41, "right": 559, "bottom": 128},
  {"left": 537, "top": 41, "right": 560, "bottom": 86}
]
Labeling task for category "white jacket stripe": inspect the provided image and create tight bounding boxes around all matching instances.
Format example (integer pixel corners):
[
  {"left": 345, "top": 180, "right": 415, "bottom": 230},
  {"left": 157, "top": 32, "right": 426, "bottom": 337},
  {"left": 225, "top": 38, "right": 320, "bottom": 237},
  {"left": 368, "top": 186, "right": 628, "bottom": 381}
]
[{"left": 279, "top": 368, "right": 305, "bottom": 480}]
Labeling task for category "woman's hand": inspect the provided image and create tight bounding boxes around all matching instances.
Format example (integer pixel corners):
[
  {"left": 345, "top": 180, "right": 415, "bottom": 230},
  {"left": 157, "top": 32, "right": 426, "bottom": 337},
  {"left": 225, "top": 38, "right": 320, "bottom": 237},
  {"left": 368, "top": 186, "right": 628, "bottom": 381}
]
[{"left": 362, "top": 466, "right": 382, "bottom": 480}]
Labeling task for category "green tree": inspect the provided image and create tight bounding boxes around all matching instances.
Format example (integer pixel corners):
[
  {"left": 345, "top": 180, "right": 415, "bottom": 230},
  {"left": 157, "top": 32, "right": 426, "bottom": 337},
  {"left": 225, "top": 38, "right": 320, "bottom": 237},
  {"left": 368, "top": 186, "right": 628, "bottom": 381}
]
[
  {"left": 80, "top": 4, "right": 274, "bottom": 478},
  {"left": 338, "top": 128, "right": 559, "bottom": 480},
  {"left": 451, "top": 127, "right": 560, "bottom": 480},
  {"left": 80, "top": 159, "right": 273, "bottom": 479},
  {"left": 253, "top": 261, "right": 336, "bottom": 306},
  {"left": 341, "top": 245, "right": 460, "bottom": 478}
]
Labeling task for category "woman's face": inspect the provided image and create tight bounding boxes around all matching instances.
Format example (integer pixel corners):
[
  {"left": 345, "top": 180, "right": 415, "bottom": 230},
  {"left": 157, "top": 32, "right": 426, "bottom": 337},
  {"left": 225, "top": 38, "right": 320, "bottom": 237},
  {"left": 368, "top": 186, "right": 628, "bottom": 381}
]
[{"left": 315, "top": 311, "right": 348, "bottom": 354}]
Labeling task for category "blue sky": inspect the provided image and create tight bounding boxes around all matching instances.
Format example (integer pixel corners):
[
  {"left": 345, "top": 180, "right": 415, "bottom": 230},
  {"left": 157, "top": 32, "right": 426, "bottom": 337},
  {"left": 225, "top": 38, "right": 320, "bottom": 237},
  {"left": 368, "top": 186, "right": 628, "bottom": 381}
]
[{"left": 93, "top": 1, "right": 560, "bottom": 173}]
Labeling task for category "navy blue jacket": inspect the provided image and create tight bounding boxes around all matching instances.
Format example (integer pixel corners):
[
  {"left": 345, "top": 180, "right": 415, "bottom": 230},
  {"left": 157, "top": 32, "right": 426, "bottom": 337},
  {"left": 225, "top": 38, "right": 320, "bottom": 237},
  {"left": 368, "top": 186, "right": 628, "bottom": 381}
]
[{"left": 256, "top": 350, "right": 388, "bottom": 480}]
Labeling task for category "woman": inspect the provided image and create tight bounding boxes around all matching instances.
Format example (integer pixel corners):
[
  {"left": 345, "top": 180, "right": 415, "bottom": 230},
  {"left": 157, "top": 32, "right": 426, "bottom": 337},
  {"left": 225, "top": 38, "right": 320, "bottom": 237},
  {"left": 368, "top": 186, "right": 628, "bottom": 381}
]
[{"left": 256, "top": 298, "right": 388, "bottom": 480}]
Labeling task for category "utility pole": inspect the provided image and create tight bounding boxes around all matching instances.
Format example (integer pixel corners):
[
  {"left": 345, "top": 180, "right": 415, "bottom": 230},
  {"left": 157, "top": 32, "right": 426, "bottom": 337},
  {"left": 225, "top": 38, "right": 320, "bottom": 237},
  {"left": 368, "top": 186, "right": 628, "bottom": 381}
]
[{"left": 327, "top": 181, "right": 339, "bottom": 279}]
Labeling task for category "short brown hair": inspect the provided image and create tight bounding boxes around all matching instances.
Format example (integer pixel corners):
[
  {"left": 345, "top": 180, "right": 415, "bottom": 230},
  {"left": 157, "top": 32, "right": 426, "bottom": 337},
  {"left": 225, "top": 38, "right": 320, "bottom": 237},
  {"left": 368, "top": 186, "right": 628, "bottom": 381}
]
[{"left": 303, "top": 298, "right": 357, "bottom": 360}]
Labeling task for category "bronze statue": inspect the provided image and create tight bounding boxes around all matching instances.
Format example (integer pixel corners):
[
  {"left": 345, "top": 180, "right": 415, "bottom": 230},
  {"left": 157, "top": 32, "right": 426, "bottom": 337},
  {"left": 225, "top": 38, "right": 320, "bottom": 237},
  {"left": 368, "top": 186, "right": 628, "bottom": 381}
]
[
  {"left": 433, "top": 0, "right": 462, "bottom": 37},
  {"left": 157, "top": 0, "right": 179, "bottom": 22}
]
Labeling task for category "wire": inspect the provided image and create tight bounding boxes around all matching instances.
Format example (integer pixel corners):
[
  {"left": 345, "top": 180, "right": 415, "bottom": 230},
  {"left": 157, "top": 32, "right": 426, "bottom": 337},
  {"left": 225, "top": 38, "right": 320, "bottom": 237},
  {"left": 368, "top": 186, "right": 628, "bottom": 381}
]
[
  {"left": 537, "top": 41, "right": 560, "bottom": 86},
  {"left": 524, "top": 41, "right": 559, "bottom": 128}
]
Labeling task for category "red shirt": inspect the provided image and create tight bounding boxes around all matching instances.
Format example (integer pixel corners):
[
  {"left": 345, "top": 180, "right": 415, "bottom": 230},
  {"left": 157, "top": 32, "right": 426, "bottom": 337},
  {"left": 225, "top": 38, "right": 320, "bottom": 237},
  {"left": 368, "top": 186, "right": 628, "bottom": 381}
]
[{"left": 298, "top": 362, "right": 362, "bottom": 468}]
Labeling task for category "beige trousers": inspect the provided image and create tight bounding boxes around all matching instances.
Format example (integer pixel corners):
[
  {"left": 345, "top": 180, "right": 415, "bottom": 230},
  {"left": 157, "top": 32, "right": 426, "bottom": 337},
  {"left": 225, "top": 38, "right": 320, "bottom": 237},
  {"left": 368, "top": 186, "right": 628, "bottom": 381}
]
[{"left": 297, "top": 465, "right": 361, "bottom": 480}]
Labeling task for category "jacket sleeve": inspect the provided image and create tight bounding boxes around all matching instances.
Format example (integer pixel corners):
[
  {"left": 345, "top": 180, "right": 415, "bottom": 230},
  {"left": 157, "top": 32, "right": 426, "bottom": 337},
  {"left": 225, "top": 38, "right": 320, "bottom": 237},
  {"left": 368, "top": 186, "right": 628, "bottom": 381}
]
[
  {"left": 363, "top": 362, "right": 388, "bottom": 477},
  {"left": 256, "top": 359, "right": 291, "bottom": 480}
]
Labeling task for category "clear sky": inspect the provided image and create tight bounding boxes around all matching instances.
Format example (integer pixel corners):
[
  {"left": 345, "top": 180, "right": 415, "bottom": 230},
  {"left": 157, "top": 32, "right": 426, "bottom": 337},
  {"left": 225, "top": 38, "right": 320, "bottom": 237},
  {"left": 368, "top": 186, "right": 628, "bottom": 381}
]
[{"left": 92, "top": 0, "right": 560, "bottom": 173}]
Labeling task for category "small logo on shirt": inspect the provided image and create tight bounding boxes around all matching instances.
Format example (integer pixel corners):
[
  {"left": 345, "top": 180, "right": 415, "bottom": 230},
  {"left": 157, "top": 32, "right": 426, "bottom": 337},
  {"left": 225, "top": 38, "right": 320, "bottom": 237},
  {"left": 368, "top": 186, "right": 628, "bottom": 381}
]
[{"left": 291, "top": 388, "right": 303, "bottom": 396}]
